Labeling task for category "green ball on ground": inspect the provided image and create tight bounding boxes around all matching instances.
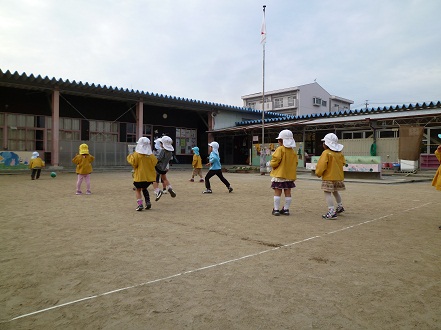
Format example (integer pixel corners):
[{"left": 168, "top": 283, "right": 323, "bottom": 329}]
[{"left": 51, "top": 172, "right": 57, "bottom": 178}]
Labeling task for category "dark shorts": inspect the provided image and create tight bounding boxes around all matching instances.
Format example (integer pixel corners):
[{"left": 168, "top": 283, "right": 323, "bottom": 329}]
[
  {"left": 133, "top": 181, "right": 153, "bottom": 189},
  {"left": 271, "top": 181, "right": 296, "bottom": 190}
]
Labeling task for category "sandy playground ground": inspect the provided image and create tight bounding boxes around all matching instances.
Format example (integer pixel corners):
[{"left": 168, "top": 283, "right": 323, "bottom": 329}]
[{"left": 0, "top": 169, "right": 440, "bottom": 329}]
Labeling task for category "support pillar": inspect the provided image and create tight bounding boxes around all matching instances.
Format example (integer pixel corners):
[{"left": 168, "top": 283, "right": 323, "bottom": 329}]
[
  {"left": 51, "top": 89, "right": 60, "bottom": 167},
  {"left": 208, "top": 113, "right": 214, "bottom": 143},
  {"left": 136, "top": 101, "right": 144, "bottom": 139}
]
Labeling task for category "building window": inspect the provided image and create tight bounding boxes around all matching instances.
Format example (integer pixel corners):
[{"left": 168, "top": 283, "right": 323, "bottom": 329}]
[
  {"left": 248, "top": 102, "right": 256, "bottom": 109},
  {"left": 341, "top": 131, "right": 371, "bottom": 139},
  {"left": 321, "top": 100, "right": 327, "bottom": 107},
  {"left": 126, "top": 123, "right": 136, "bottom": 142},
  {"left": 143, "top": 124, "right": 152, "bottom": 136},
  {"left": 259, "top": 97, "right": 270, "bottom": 103},
  {"left": 287, "top": 95, "right": 297, "bottom": 106},
  {"left": 89, "top": 119, "right": 118, "bottom": 142},
  {"left": 378, "top": 130, "right": 398, "bottom": 138},
  {"left": 274, "top": 98, "right": 283, "bottom": 108},
  {"left": 60, "top": 117, "right": 80, "bottom": 140},
  {"left": 313, "top": 97, "right": 322, "bottom": 106},
  {"left": 6, "top": 113, "right": 47, "bottom": 150}
]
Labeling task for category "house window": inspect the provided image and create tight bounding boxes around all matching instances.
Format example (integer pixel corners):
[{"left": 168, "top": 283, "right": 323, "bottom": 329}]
[
  {"left": 321, "top": 100, "right": 327, "bottom": 107},
  {"left": 287, "top": 96, "right": 296, "bottom": 106},
  {"left": 248, "top": 102, "right": 256, "bottom": 109},
  {"left": 313, "top": 97, "right": 322, "bottom": 106},
  {"left": 274, "top": 98, "right": 283, "bottom": 108}
]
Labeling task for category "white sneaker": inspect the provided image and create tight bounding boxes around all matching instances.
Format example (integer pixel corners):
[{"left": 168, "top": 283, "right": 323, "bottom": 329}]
[{"left": 155, "top": 190, "right": 163, "bottom": 201}]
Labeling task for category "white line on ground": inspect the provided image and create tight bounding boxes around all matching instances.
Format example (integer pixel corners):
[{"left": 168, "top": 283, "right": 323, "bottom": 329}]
[{"left": 6, "top": 202, "right": 431, "bottom": 322}]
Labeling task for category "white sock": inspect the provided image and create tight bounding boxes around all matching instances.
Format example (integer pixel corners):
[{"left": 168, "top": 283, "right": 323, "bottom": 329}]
[
  {"left": 284, "top": 197, "right": 292, "bottom": 210},
  {"left": 274, "top": 196, "right": 281, "bottom": 210}
]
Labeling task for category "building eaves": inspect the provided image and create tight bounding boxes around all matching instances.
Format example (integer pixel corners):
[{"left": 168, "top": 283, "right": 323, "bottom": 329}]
[
  {"left": 0, "top": 69, "right": 286, "bottom": 117},
  {"left": 210, "top": 101, "right": 441, "bottom": 133}
]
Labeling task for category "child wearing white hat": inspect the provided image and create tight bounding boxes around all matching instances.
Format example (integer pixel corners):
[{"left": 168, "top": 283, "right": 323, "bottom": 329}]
[
  {"left": 269, "top": 129, "right": 298, "bottom": 216},
  {"left": 127, "top": 137, "right": 158, "bottom": 211},
  {"left": 315, "top": 133, "right": 346, "bottom": 219},
  {"left": 29, "top": 151, "right": 45, "bottom": 180},
  {"left": 153, "top": 135, "right": 176, "bottom": 201},
  {"left": 202, "top": 141, "right": 233, "bottom": 194},
  {"left": 72, "top": 143, "right": 95, "bottom": 195},
  {"left": 153, "top": 138, "right": 169, "bottom": 195}
]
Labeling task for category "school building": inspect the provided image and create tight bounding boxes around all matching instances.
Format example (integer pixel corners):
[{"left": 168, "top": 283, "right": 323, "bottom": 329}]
[
  {"left": 0, "top": 69, "right": 285, "bottom": 169},
  {"left": 211, "top": 101, "right": 441, "bottom": 170},
  {"left": 1, "top": 69, "right": 440, "bottom": 171}
]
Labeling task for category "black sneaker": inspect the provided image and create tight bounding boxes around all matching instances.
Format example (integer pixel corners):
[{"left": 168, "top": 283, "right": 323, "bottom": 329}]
[
  {"left": 228, "top": 187, "right": 233, "bottom": 193},
  {"left": 145, "top": 202, "right": 152, "bottom": 210},
  {"left": 168, "top": 188, "right": 176, "bottom": 198},
  {"left": 280, "top": 208, "right": 290, "bottom": 216},
  {"left": 322, "top": 211, "right": 337, "bottom": 219},
  {"left": 336, "top": 205, "right": 345, "bottom": 213},
  {"left": 136, "top": 205, "right": 143, "bottom": 211},
  {"left": 272, "top": 209, "right": 280, "bottom": 216},
  {"left": 155, "top": 190, "right": 163, "bottom": 201},
  {"left": 202, "top": 189, "right": 212, "bottom": 194}
]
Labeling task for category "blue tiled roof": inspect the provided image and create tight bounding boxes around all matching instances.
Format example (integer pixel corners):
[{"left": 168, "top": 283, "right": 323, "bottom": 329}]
[
  {"left": 234, "top": 101, "right": 441, "bottom": 126},
  {"left": 0, "top": 69, "right": 287, "bottom": 118}
]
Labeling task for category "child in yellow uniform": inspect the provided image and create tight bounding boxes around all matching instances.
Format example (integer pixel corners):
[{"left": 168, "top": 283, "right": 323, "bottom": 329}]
[
  {"left": 432, "top": 144, "right": 441, "bottom": 192},
  {"left": 29, "top": 151, "right": 45, "bottom": 180},
  {"left": 189, "top": 146, "right": 204, "bottom": 182},
  {"left": 72, "top": 144, "right": 95, "bottom": 195},
  {"left": 315, "top": 133, "right": 345, "bottom": 219},
  {"left": 269, "top": 129, "right": 298, "bottom": 216},
  {"left": 127, "top": 137, "right": 158, "bottom": 211},
  {"left": 433, "top": 141, "right": 441, "bottom": 230}
]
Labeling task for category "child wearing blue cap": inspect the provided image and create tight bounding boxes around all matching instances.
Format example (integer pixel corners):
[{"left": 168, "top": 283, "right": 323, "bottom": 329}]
[{"left": 189, "top": 146, "right": 204, "bottom": 182}]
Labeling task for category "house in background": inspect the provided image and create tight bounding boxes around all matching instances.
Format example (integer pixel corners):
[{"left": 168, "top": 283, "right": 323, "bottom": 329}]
[{"left": 241, "top": 82, "right": 354, "bottom": 116}]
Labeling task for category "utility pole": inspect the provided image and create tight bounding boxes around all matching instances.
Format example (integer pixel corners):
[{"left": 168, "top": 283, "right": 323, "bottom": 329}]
[{"left": 365, "top": 100, "right": 369, "bottom": 110}]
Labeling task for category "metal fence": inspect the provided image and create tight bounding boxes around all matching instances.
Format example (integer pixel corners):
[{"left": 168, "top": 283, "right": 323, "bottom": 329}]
[{"left": 59, "top": 140, "right": 129, "bottom": 168}]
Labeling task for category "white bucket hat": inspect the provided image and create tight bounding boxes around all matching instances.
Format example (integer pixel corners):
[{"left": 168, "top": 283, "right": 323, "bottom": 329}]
[
  {"left": 160, "top": 136, "right": 174, "bottom": 151},
  {"left": 321, "top": 133, "right": 344, "bottom": 152},
  {"left": 31, "top": 151, "right": 39, "bottom": 159},
  {"left": 154, "top": 138, "right": 162, "bottom": 151},
  {"left": 135, "top": 137, "right": 153, "bottom": 155},
  {"left": 208, "top": 141, "right": 219, "bottom": 155},
  {"left": 276, "top": 129, "right": 296, "bottom": 148}
]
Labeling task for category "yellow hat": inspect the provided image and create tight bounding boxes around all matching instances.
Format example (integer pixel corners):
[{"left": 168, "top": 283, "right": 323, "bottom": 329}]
[{"left": 79, "top": 143, "right": 89, "bottom": 155}]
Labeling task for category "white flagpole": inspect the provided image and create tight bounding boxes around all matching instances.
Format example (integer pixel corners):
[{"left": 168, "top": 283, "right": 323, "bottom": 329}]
[
  {"left": 261, "top": 5, "right": 266, "bottom": 146},
  {"left": 260, "top": 5, "right": 267, "bottom": 175}
]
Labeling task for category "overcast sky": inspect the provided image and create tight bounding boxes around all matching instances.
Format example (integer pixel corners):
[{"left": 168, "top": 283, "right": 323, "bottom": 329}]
[{"left": 1, "top": 0, "right": 440, "bottom": 110}]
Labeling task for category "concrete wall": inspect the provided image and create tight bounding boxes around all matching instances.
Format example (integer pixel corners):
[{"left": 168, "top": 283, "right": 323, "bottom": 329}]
[{"left": 298, "top": 84, "right": 330, "bottom": 116}]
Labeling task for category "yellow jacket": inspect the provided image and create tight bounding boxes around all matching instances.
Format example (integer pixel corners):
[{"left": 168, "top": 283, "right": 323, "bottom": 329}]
[
  {"left": 29, "top": 157, "right": 45, "bottom": 169},
  {"left": 72, "top": 154, "right": 95, "bottom": 175},
  {"left": 431, "top": 148, "right": 441, "bottom": 191},
  {"left": 269, "top": 146, "right": 298, "bottom": 180},
  {"left": 315, "top": 149, "right": 345, "bottom": 181},
  {"left": 192, "top": 154, "right": 202, "bottom": 169},
  {"left": 127, "top": 152, "right": 158, "bottom": 182}
]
